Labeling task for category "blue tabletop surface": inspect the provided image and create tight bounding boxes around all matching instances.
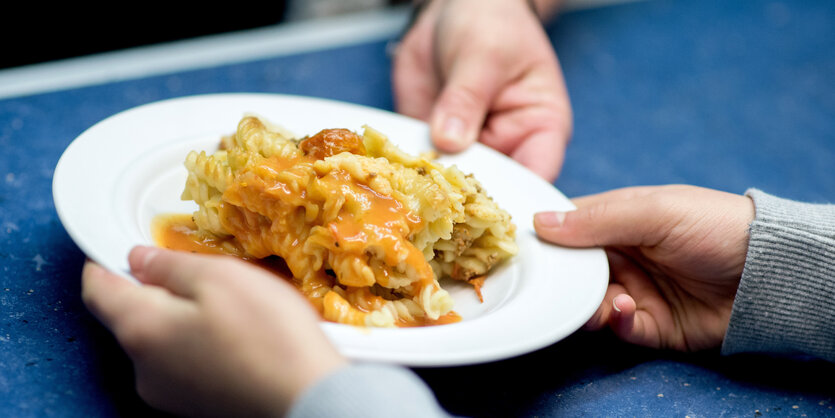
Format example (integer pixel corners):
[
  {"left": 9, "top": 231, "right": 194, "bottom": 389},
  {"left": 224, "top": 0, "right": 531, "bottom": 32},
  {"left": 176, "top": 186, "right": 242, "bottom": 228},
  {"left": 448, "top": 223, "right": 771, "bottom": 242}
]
[{"left": 1, "top": 0, "right": 833, "bottom": 416}]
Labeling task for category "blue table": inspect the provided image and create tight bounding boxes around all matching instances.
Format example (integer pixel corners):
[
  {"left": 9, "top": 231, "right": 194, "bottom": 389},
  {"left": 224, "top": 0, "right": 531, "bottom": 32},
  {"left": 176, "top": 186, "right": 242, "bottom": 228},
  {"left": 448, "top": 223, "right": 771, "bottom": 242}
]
[{"left": 1, "top": 0, "right": 833, "bottom": 416}]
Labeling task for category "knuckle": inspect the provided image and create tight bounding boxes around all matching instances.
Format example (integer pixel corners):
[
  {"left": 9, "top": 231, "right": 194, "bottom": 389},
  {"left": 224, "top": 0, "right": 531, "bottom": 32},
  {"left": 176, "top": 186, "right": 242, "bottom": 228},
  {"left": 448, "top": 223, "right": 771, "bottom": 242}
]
[{"left": 582, "top": 201, "right": 609, "bottom": 225}]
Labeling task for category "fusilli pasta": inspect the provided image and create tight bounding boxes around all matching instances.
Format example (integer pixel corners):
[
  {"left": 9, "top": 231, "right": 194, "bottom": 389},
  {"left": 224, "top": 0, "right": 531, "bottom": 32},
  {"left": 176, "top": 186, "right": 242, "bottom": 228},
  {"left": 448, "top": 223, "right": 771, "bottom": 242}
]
[{"left": 164, "top": 116, "right": 517, "bottom": 327}]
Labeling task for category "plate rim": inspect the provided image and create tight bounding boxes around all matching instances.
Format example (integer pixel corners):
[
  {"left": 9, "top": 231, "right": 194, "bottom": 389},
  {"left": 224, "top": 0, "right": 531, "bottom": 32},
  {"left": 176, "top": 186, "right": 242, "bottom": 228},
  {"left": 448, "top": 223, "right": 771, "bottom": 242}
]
[{"left": 52, "top": 93, "right": 609, "bottom": 367}]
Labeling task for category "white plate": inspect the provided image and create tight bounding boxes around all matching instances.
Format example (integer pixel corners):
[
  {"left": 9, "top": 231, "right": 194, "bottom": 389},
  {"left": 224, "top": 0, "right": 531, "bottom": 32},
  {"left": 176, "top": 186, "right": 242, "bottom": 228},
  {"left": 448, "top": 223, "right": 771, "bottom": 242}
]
[{"left": 53, "top": 93, "right": 608, "bottom": 367}]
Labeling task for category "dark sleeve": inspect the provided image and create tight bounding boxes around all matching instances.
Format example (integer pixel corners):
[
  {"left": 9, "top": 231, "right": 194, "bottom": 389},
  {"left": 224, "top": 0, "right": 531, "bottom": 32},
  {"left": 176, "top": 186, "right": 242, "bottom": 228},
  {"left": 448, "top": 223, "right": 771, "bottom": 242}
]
[
  {"left": 287, "top": 363, "right": 453, "bottom": 418},
  {"left": 722, "top": 189, "right": 835, "bottom": 361}
]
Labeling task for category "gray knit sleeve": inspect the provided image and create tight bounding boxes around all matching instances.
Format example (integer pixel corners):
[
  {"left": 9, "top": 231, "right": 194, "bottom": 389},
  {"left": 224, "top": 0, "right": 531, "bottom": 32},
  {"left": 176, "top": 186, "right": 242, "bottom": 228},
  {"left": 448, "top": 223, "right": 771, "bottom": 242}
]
[
  {"left": 287, "top": 363, "right": 452, "bottom": 418},
  {"left": 721, "top": 189, "right": 835, "bottom": 361}
]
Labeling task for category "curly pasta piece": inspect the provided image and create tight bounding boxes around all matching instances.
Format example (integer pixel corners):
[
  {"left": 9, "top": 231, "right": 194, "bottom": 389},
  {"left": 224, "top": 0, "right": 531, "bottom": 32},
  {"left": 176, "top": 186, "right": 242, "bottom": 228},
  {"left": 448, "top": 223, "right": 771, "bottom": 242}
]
[{"left": 162, "top": 115, "right": 517, "bottom": 327}]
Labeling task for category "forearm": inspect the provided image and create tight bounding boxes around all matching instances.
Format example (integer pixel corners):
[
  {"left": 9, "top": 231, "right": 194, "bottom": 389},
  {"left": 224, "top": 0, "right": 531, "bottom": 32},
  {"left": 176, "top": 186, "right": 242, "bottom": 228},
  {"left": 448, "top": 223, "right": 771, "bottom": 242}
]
[
  {"left": 722, "top": 189, "right": 835, "bottom": 362},
  {"left": 287, "top": 363, "right": 453, "bottom": 418}
]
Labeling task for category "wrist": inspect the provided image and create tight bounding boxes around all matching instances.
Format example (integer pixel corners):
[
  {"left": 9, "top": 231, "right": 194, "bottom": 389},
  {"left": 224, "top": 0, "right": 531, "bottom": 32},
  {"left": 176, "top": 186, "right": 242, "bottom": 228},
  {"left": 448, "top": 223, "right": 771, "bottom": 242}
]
[{"left": 411, "top": 0, "right": 541, "bottom": 21}]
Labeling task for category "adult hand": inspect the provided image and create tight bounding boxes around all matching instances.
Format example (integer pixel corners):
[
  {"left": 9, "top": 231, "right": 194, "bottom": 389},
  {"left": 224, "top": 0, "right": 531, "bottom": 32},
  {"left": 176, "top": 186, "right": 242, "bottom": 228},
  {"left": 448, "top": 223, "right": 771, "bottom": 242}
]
[
  {"left": 82, "top": 246, "right": 347, "bottom": 417},
  {"left": 393, "top": 0, "right": 572, "bottom": 181},
  {"left": 534, "top": 185, "right": 755, "bottom": 351}
]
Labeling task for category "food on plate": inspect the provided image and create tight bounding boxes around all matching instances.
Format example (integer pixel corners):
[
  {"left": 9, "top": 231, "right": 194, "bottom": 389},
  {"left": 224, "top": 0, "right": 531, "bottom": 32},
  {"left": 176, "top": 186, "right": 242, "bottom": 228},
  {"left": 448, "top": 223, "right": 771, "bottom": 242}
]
[{"left": 153, "top": 115, "right": 517, "bottom": 327}]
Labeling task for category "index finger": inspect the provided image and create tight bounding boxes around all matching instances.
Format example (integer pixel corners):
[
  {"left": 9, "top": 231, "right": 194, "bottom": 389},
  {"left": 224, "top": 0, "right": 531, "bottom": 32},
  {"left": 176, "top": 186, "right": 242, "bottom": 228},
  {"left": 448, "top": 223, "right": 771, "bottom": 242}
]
[{"left": 81, "top": 260, "right": 161, "bottom": 331}]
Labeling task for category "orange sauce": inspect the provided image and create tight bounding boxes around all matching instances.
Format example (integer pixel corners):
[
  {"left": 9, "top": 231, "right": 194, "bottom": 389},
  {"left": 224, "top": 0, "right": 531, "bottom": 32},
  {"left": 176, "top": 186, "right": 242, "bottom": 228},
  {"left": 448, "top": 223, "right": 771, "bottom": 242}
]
[
  {"left": 468, "top": 276, "right": 486, "bottom": 303},
  {"left": 151, "top": 214, "right": 292, "bottom": 278},
  {"left": 318, "top": 170, "right": 432, "bottom": 288},
  {"left": 153, "top": 128, "right": 462, "bottom": 327},
  {"left": 153, "top": 213, "right": 461, "bottom": 327},
  {"left": 151, "top": 214, "right": 239, "bottom": 256}
]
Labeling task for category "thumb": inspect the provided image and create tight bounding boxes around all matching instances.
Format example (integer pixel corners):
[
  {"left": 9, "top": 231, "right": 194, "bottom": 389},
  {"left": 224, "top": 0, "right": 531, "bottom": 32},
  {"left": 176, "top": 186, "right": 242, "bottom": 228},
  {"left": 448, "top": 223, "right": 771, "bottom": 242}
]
[
  {"left": 429, "top": 57, "right": 504, "bottom": 152},
  {"left": 533, "top": 189, "right": 669, "bottom": 248},
  {"left": 128, "top": 246, "right": 215, "bottom": 298}
]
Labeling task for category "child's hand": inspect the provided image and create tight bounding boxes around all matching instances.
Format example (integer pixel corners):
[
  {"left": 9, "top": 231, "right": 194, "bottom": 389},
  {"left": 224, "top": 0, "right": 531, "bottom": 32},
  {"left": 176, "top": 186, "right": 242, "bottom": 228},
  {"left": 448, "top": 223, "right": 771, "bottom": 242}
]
[{"left": 82, "top": 246, "right": 347, "bottom": 417}]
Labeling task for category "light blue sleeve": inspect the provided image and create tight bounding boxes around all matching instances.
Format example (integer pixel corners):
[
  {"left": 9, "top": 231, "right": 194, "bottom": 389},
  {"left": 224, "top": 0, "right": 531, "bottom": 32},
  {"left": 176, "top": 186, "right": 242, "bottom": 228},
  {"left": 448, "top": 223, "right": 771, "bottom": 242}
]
[{"left": 287, "top": 363, "right": 454, "bottom": 418}]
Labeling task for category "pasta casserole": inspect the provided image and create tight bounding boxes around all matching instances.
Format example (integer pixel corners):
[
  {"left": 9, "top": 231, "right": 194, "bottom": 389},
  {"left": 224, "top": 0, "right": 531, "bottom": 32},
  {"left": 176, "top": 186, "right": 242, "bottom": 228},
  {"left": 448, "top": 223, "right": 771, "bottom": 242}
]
[{"left": 153, "top": 115, "right": 517, "bottom": 327}]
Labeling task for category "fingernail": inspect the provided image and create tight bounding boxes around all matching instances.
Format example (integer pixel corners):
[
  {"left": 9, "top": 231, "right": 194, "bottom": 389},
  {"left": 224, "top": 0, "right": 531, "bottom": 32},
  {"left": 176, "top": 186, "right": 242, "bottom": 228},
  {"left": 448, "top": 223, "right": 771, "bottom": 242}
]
[
  {"left": 442, "top": 116, "right": 466, "bottom": 147},
  {"left": 612, "top": 297, "right": 622, "bottom": 313},
  {"left": 534, "top": 211, "right": 566, "bottom": 228}
]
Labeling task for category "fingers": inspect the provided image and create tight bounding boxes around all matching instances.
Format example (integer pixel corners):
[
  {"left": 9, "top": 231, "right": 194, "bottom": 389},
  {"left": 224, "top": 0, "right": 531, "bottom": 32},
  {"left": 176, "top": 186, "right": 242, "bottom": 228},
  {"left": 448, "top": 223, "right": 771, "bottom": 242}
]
[
  {"left": 533, "top": 186, "right": 680, "bottom": 248},
  {"left": 609, "top": 294, "right": 667, "bottom": 349},
  {"left": 84, "top": 247, "right": 228, "bottom": 324},
  {"left": 583, "top": 249, "right": 664, "bottom": 349},
  {"left": 510, "top": 130, "right": 566, "bottom": 182},
  {"left": 429, "top": 57, "right": 504, "bottom": 152},
  {"left": 82, "top": 260, "right": 142, "bottom": 331},
  {"left": 476, "top": 97, "right": 571, "bottom": 182},
  {"left": 129, "top": 246, "right": 302, "bottom": 307},
  {"left": 582, "top": 285, "right": 662, "bottom": 350},
  {"left": 82, "top": 258, "right": 193, "bottom": 345},
  {"left": 391, "top": 0, "right": 442, "bottom": 120},
  {"left": 128, "top": 246, "right": 216, "bottom": 298},
  {"left": 583, "top": 282, "right": 627, "bottom": 331},
  {"left": 392, "top": 42, "right": 438, "bottom": 121},
  {"left": 477, "top": 62, "right": 572, "bottom": 181},
  {"left": 609, "top": 294, "right": 639, "bottom": 343}
]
